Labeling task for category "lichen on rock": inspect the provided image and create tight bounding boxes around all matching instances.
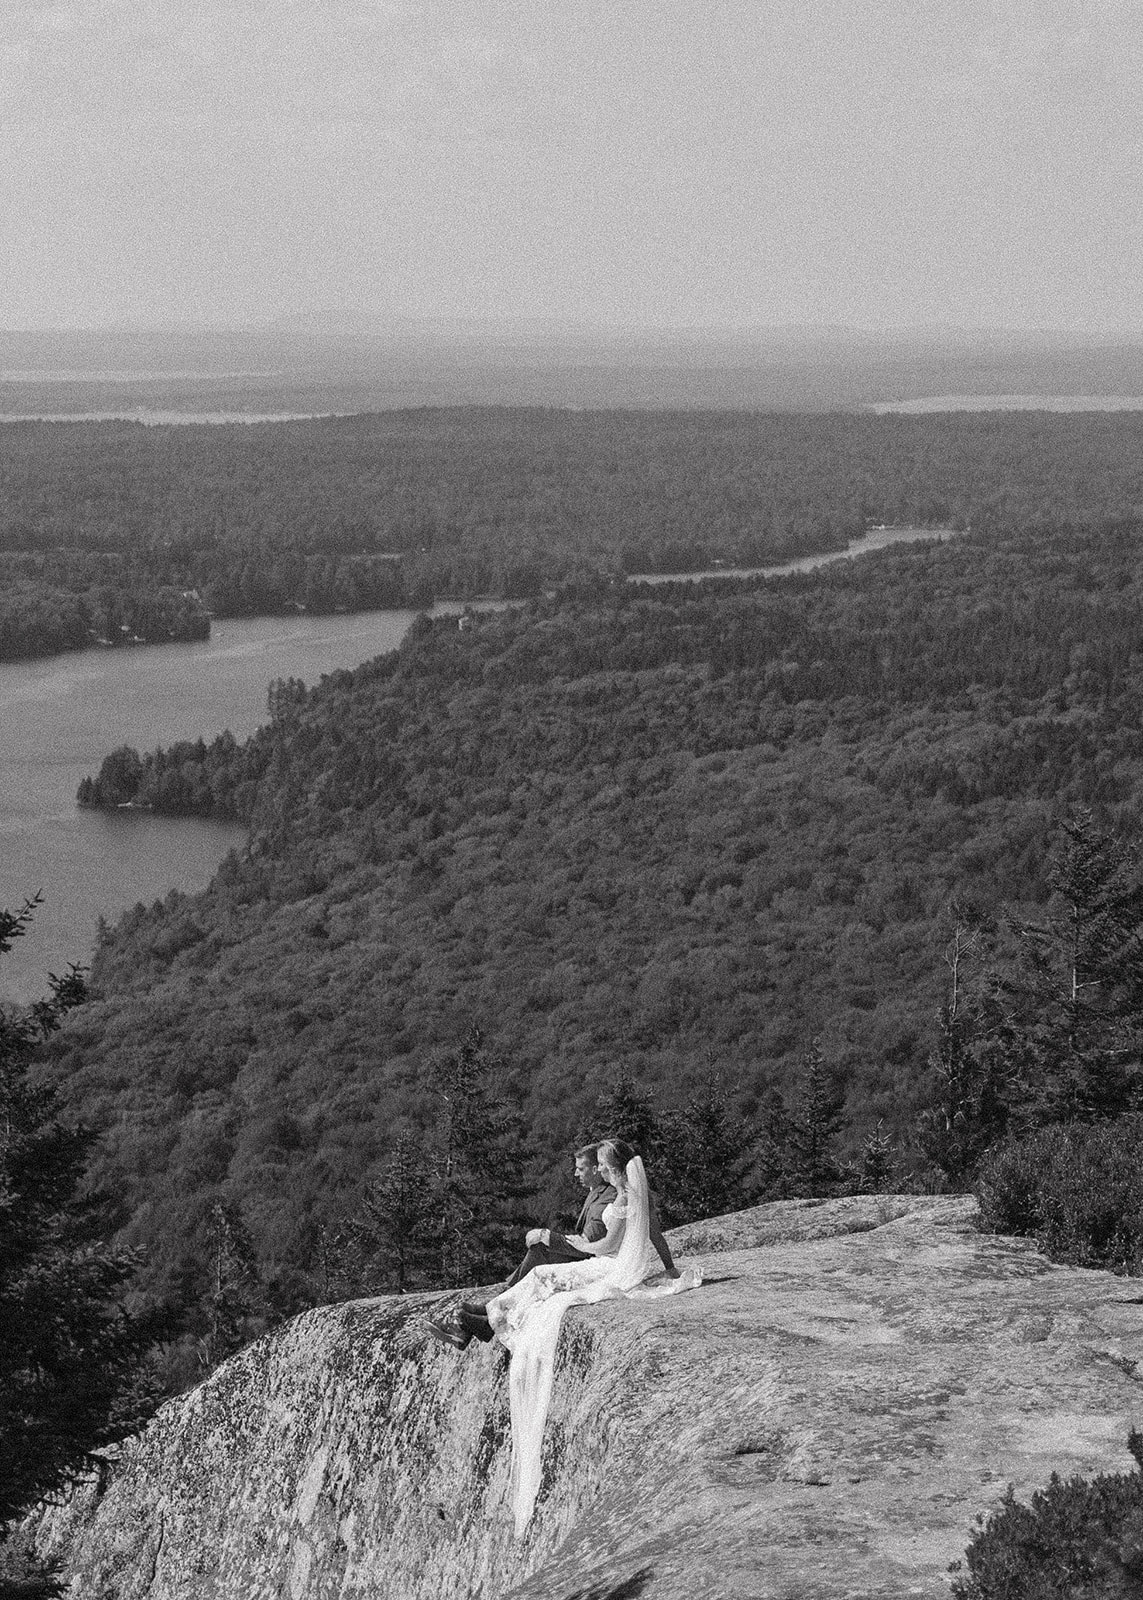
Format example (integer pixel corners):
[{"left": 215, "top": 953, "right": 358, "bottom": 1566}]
[{"left": 29, "top": 1195, "right": 1143, "bottom": 1599}]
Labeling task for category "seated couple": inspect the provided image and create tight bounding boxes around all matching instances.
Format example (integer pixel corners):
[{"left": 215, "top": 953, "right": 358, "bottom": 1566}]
[
  {"left": 425, "top": 1138, "right": 679, "bottom": 1350},
  {"left": 423, "top": 1138, "right": 700, "bottom": 1535}
]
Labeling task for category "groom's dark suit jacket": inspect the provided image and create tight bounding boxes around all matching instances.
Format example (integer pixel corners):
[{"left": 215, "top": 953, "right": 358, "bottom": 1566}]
[{"left": 569, "top": 1181, "right": 617, "bottom": 1245}]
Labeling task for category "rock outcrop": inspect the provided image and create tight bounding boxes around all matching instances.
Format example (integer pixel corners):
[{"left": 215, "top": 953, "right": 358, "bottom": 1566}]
[{"left": 31, "top": 1195, "right": 1143, "bottom": 1599}]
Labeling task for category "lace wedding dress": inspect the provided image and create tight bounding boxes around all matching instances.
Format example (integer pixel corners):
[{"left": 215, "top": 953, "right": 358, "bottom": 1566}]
[{"left": 485, "top": 1156, "right": 701, "bottom": 1535}]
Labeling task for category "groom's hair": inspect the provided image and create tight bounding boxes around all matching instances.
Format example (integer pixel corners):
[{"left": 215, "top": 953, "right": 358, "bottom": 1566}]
[{"left": 575, "top": 1142, "right": 601, "bottom": 1163}]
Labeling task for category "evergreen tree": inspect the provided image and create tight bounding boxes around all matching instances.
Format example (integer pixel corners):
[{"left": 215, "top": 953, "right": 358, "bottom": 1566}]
[
  {"left": 916, "top": 907, "right": 1012, "bottom": 1185},
  {"left": 589, "top": 1080, "right": 670, "bottom": 1173},
  {"left": 429, "top": 1026, "right": 531, "bottom": 1286},
  {"left": 587, "top": 1078, "right": 685, "bottom": 1218},
  {"left": 0, "top": 898, "right": 157, "bottom": 1563},
  {"left": 998, "top": 811, "right": 1143, "bottom": 1126},
  {"left": 659, "top": 1070, "right": 759, "bottom": 1226},
  {"left": 783, "top": 1039, "right": 848, "bottom": 1196},
  {"left": 853, "top": 1121, "right": 897, "bottom": 1194},
  {"left": 751, "top": 1085, "right": 793, "bottom": 1201},
  {"left": 917, "top": 998, "right": 1013, "bottom": 1186},
  {"left": 197, "top": 1202, "right": 265, "bottom": 1371},
  {"left": 345, "top": 1134, "right": 438, "bottom": 1294}
]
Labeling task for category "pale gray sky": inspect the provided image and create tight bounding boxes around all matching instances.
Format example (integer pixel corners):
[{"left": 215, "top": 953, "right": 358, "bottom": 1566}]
[{"left": 3, "top": 0, "right": 1141, "bottom": 332}]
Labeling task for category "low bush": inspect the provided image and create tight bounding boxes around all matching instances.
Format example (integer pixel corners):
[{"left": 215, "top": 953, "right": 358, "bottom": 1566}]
[
  {"left": 951, "top": 1432, "right": 1143, "bottom": 1598},
  {"left": 975, "top": 1119, "right": 1143, "bottom": 1274}
]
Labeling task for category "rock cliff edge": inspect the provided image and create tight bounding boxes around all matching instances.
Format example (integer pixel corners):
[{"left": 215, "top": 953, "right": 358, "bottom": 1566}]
[{"left": 31, "top": 1195, "right": 1143, "bottom": 1599}]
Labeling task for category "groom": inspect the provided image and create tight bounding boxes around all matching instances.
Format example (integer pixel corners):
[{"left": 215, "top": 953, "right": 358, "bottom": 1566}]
[
  {"left": 424, "top": 1143, "right": 614, "bottom": 1351},
  {"left": 503, "top": 1142, "right": 617, "bottom": 1286}
]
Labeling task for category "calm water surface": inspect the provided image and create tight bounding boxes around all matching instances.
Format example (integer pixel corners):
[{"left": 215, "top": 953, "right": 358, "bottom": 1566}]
[
  {"left": 868, "top": 394, "right": 1143, "bottom": 414},
  {"left": 0, "top": 606, "right": 477, "bottom": 1002},
  {"left": 0, "top": 410, "right": 345, "bottom": 425}
]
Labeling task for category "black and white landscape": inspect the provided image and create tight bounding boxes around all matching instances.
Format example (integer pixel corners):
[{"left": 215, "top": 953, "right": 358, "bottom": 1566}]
[{"left": 5, "top": 7, "right": 1143, "bottom": 1598}]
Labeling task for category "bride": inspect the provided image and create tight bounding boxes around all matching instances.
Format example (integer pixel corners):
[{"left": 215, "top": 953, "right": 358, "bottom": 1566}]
[
  {"left": 427, "top": 1139, "right": 701, "bottom": 1534},
  {"left": 487, "top": 1138, "right": 671, "bottom": 1328}
]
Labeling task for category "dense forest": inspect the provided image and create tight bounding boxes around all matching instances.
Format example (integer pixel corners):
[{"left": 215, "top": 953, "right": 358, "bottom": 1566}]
[
  {"left": 0, "top": 550, "right": 209, "bottom": 658},
  {"left": 41, "top": 520, "right": 1143, "bottom": 1355},
  {"left": 8, "top": 406, "right": 1143, "bottom": 658}
]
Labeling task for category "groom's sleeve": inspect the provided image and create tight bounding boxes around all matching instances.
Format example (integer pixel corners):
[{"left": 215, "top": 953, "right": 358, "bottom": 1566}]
[{"left": 578, "top": 1186, "right": 614, "bottom": 1244}]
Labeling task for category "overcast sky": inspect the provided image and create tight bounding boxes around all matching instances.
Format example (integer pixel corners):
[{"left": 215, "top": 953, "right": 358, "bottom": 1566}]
[{"left": 2, "top": 0, "right": 1141, "bottom": 333}]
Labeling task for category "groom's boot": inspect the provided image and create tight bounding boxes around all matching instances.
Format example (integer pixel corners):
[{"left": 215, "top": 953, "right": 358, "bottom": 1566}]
[{"left": 458, "top": 1305, "right": 495, "bottom": 1343}]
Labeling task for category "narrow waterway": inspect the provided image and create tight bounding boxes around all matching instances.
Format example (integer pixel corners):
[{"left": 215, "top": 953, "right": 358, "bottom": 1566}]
[{"left": 627, "top": 523, "right": 957, "bottom": 584}]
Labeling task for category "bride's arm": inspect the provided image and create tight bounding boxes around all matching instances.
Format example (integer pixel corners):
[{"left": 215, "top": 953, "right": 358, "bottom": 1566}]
[
  {"left": 648, "top": 1203, "right": 680, "bottom": 1277},
  {"left": 560, "top": 1209, "right": 626, "bottom": 1256}
]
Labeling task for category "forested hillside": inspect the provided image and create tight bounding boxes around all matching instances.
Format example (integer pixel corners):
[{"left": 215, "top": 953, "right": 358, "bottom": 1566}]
[
  {"left": 44, "top": 521, "right": 1143, "bottom": 1338},
  {"left": 8, "top": 406, "right": 1143, "bottom": 659}
]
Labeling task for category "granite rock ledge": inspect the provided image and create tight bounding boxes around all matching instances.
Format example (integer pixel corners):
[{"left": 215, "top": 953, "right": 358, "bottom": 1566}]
[{"left": 30, "top": 1194, "right": 1143, "bottom": 1599}]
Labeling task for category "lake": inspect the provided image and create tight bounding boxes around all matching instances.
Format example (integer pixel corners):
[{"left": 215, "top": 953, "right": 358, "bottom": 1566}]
[
  {"left": 867, "top": 394, "right": 1143, "bottom": 414},
  {"left": 0, "top": 605, "right": 481, "bottom": 1003},
  {"left": 0, "top": 410, "right": 346, "bottom": 425},
  {"left": 0, "top": 528, "right": 955, "bottom": 1004}
]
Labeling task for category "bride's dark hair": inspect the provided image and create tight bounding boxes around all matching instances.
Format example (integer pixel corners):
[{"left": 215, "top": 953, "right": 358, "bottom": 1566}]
[{"left": 597, "top": 1138, "right": 636, "bottom": 1175}]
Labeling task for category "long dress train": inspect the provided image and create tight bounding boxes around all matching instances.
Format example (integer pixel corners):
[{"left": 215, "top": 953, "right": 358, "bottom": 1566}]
[{"left": 485, "top": 1157, "right": 701, "bottom": 1535}]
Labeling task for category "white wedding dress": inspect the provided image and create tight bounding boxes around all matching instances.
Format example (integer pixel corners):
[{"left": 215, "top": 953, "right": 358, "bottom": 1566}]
[{"left": 485, "top": 1157, "right": 701, "bottom": 1535}]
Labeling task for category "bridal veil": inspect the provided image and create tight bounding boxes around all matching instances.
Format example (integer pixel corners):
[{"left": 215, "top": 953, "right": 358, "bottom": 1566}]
[{"left": 486, "top": 1156, "right": 701, "bottom": 1535}]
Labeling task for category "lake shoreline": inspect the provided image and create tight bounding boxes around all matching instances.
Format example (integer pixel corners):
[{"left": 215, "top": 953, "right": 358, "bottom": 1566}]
[{"left": 3, "top": 525, "right": 960, "bottom": 670}]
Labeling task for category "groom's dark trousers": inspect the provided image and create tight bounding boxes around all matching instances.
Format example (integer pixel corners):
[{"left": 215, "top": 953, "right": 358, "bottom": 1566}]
[{"left": 504, "top": 1182, "right": 615, "bottom": 1287}]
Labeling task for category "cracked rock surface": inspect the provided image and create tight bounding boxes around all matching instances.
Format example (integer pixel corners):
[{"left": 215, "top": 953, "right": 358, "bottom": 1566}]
[{"left": 31, "top": 1195, "right": 1143, "bottom": 1599}]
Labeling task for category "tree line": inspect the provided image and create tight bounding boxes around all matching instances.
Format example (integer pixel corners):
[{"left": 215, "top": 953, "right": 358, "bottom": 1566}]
[{"left": 8, "top": 405, "right": 1143, "bottom": 658}]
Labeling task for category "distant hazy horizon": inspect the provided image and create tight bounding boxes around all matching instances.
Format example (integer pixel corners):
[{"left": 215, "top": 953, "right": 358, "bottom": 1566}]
[
  {"left": 4, "top": 312, "right": 1143, "bottom": 413},
  {"left": 4, "top": 3, "right": 1142, "bottom": 336},
  {"left": 1, "top": 315, "right": 1018, "bottom": 339},
  {"left": 6, "top": 316, "right": 1143, "bottom": 343}
]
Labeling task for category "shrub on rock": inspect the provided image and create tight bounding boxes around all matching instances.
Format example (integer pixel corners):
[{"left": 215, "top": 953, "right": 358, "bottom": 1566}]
[
  {"left": 975, "top": 1119, "right": 1143, "bottom": 1274},
  {"left": 951, "top": 1431, "right": 1143, "bottom": 1598}
]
